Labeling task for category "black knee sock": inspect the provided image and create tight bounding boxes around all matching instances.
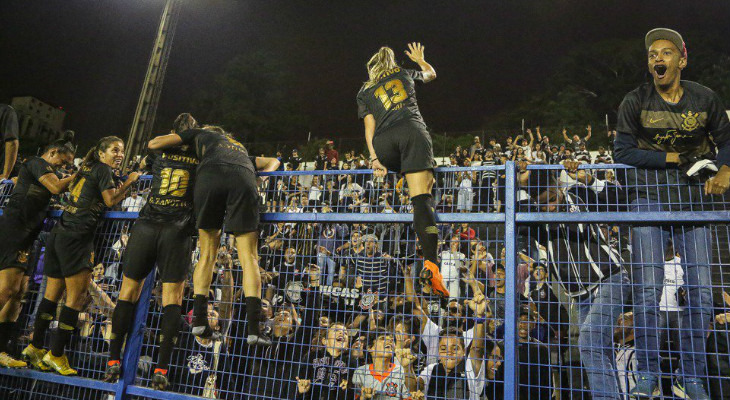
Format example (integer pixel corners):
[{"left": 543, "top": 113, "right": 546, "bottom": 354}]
[
  {"left": 411, "top": 194, "right": 439, "bottom": 264},
  {"left": 51, "top": 306, "right": 78, "bottom": 357},
  {"left": 32, "top": 298, "right": 58, "bottom": 349},
  {"left": 109, "top": 300, "right": 136, "bottom": 361},
  {"left": 156, "top": 304, "right": 181, "bottom": 371},
  {"left": 193, "top": 295, "right": 208, "bottom": 325},
  {"left": 245, "top": 297, "right": 262, "bottom": 336},
  {"left": 0, "top": 321, "right": 12, "bottom": 353}
]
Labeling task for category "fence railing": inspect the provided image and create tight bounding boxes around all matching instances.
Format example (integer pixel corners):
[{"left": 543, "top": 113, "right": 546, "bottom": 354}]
[{"left": 0, "top": 162, "right": 728, "bottom": 400}]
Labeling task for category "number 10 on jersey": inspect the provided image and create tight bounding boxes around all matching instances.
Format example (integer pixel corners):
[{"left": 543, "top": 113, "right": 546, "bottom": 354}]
[{"left": 159, "top": 168, "right": 190, "bottom": 197}]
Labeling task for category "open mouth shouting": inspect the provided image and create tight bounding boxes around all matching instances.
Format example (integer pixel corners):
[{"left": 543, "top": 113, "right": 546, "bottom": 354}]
[
  {"left": 653, "top": 64, "right": 668, "bottom": 80},
  {"left": 334, "top": 332, "right": 347, "bottom": 346}
]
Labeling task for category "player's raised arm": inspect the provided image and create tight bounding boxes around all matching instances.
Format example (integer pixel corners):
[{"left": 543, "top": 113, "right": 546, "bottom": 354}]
[
  {"left": 405, "top": 42, "right": 436, "bottom": 82},
  {"left": 148, "top": 133, "right": 183, "bottom": 150}
]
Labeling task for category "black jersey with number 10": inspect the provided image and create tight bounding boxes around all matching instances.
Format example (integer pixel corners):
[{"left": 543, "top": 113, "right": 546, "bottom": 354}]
[
  {"left": 139, "top": 149, "right": 198, "bottom": 226},
  {"left": 356, "top": 68, "right": 427, "bottom": 135}
]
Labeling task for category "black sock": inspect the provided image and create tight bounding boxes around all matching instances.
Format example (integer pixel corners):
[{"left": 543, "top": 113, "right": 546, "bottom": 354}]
[
  {"left": 245, "top": 297, "right": 262, "bottom": 336},
  {"left": 0, "top": 321, "right": 12, "bottom": 353},
  {"left": 109, "top": 300, "right": 136, "bottom": 361},
  {"left": 192, "top": 295, "right": 208, "bottom": 325},
  {"left": 411, "top": 194, "right": 439, "bottom": 264},
  {"left": 31, "top": 298, "right": 58, "bottom": 349},
  {"left": 157, "top": 304, "right": 181, "bottom": 371},
  {"left": 51, "top": 306, "right": 79, "bottom": 357}
]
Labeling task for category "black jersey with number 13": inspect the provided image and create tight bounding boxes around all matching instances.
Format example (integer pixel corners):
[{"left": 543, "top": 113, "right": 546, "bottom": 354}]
[
  {"left": 356, "top": 67, "right": 427, "bottom": 135},
  {"left": 139, "top": 149, "right": 198, "bottom": 227}
]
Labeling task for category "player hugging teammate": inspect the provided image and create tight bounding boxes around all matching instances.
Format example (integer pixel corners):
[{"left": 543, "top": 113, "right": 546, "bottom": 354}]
[
  {"left": 103, "top": 113, "right": 200, "bottom": 389},
  {"left": 10, "top": 114, "right": 279, "bottom": 390}
]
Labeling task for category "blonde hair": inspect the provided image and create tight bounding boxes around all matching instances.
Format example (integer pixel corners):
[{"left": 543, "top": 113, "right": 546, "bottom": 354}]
[
  {"left": 202, "top": 124, "right": 226, "bottom": 135},
  {"left": 364, "top": 47, "right": 399, "bottom": 89}
]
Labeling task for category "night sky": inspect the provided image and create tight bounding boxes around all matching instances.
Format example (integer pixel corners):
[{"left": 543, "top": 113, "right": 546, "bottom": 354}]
[{"left": 2, "top": 0, "right": 730, "bottom": 149}]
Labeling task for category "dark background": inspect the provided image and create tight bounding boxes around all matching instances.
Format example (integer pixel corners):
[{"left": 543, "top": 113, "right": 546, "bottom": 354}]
[{"left": 2, "top": 0, "right": 730, "bottom": 151}]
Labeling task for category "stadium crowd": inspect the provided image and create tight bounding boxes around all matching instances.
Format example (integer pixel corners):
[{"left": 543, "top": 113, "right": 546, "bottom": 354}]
[
  {"left": 1, "top": 28, "right": 729, "bottom": 400},
  {"left": 0, "top": 123, "right": 728, "bottom": 400}
]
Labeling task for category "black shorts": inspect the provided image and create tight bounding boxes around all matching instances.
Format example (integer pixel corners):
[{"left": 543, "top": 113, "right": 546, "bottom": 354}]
[
  {"left": 122, "top": 219, "right": 193, "bottom": 283},
  {"left": 0, "top": 215, "right": 40, "bottom": 276},
  {"left": 194, "top": 165, "right": 260, "bottom": 234},
  {"left": 44, "top": 231, "right": 95, "bottom": 279},
  {"left": 372, "top": 120, "right": 435, "bottom": 174}
]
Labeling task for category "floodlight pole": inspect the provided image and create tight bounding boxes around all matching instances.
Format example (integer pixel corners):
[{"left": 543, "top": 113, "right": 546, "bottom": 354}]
[{"left": 124, "top": 0, "right": 181, "bottom": 167}]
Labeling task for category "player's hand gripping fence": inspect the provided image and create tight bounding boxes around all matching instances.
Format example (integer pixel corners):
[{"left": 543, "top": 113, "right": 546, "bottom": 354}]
[{"left": 0, "top": 162, "right": 728, "bottom": 400}]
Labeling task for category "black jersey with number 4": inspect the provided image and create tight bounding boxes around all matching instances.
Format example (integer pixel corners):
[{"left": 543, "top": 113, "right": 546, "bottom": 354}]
[
  {"left": 139, "top": 149, "right": 198, "bottom": 226},
  {"left": 178, "top": 128, "right": 255, "bottom": 173},
  {"left": 356, "top": 67, "right": 427, "bottom": 135},
  {"left": 5, "top": 156, "right": 58, "bottom": 227},
  {"left": 55, "top": 162, "right": 116, "bottom": 234}
]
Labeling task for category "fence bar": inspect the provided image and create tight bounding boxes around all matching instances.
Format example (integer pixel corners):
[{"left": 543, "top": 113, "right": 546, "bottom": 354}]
[
  {"left": 516, "top": 211, "right": 730, "bottom": 224},
  {"left": 0, "top": 367, "right": 117, "bottom": 391},
  {"left": 116, "top": 271, "right": 156, "bottom": 399},
  {"left": 503, "top": 161, "right": 519, "bottom": 400}
]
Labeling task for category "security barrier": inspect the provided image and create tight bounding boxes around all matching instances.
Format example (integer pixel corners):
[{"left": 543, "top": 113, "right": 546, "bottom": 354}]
[{"left": 0, "top": 162, "right": 728, "bottom": 400}]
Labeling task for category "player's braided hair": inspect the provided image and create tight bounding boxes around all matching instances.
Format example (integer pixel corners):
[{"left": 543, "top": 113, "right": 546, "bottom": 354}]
[
  {"left": 201, "top": 124, "right": 226, "bottom": 135},
  {"left": 364, "top": 46, "right": 399, "bottom": 89}
]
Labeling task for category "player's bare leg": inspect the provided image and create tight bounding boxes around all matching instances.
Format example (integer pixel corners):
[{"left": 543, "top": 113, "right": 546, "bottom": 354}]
[
  {"left": 234, "top": 231, "right": 271, "bottom": 346},
  {"left": 0, "top": 272, "right": 28, "bottom": 368},
  {"left": 191, "top": 229, "right": 221, "bottom": 338}
]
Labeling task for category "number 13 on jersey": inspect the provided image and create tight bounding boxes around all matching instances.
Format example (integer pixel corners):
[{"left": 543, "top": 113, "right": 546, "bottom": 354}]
[{"left": 374, "top": 79, "right": 408, "bottom": 110}]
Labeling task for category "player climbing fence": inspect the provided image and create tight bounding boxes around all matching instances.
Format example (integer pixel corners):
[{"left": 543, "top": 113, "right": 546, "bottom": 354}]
[{"left": 0, "top": 162, "right": 728, "bottom": 400}]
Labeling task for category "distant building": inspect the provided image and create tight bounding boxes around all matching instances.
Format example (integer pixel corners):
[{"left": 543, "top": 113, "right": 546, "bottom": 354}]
[{"left": 10, "top": 96, "right": 66, "bottom": 149}]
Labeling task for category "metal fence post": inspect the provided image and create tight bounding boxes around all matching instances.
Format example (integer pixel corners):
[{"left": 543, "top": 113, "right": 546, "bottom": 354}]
[
  {"left": 503, "top": 161, "right": 518, "bottom": 400},
  {"left": 115, "top": 270, "right": 155, "bottom": 400}
]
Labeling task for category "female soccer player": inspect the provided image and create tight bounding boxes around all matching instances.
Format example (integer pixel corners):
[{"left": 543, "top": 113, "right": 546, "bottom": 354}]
[
  {"left": 357, "top": 42, "right": 449, "bottom": 298},
  {"left": 22, "top": 136, "right": 139, "bottom": 375},
  {"left": 103, "top": 113, "right": 199, "bottom": 389},
  {"left": 0, "top": 141, "right": 75, "bottom": 368},
  {"left": 148, "top": 125, "right": 279, "bottom": 346}
]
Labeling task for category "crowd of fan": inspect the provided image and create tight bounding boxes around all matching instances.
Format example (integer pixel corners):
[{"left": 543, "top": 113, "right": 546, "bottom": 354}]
[
  {"left": 274, "top": 126, "right": 615, "bottom": 172},
  {"left": 260, "top": 126, "right": 616, "bottom": 216},
  {"left": 4, "top": 126, "right": 730, "bottom": 400}
]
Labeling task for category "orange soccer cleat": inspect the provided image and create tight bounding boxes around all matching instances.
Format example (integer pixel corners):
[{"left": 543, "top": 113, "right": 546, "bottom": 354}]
[{"left": 419, "top": 260, "right": 450, "bottom": 299}]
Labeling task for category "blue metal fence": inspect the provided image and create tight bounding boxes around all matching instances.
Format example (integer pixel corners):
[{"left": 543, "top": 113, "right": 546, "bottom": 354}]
[{"left": 0, "top": 161, "right": 728, "bottom": 400}]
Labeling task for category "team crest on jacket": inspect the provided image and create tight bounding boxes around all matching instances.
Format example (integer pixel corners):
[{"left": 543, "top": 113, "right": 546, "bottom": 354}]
[
  {"left": 681, "top": 111, "right": 700, "bottom": 131},
  {"left": 385, "top": 382, "right": 398, "bottom": 396}
]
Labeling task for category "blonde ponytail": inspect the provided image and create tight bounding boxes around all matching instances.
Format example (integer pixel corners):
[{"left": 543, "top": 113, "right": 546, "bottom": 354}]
[{"left": 364, "top": 47, "right": 399, "bottom": 89}]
